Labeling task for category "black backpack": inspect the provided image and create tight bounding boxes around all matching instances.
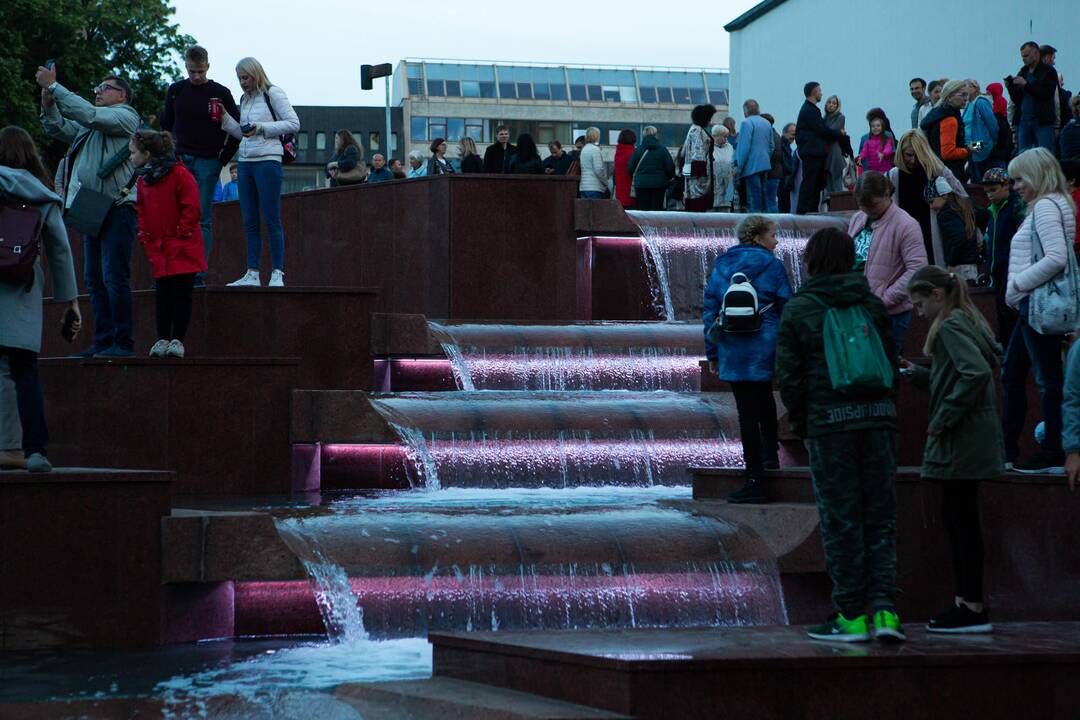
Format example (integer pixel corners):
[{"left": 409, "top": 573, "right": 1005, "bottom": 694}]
[
  {"left": 0, "top": 198, "right": 43, "bottom": 291},
  {"left": 716, "top": 269, "right": 773, "bottom": 334}
]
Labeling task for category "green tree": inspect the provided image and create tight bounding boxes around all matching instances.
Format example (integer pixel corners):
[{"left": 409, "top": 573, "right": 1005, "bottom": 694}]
[{"left": 0, "top": 0, "right": 194, "bottom": 166}]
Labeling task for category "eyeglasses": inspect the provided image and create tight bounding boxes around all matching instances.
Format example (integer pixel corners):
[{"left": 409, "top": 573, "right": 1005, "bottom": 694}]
[{"left": 94, "top": 83, "right": 123, "bottom": 94}]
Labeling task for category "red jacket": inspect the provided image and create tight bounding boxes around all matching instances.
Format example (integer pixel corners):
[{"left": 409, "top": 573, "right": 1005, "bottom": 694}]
[
  {"left": 136, "top": 164, "right": 208, "bottom": 279},
  {"left": 614, "top": 143, "right": 636, "bottom": 208}
]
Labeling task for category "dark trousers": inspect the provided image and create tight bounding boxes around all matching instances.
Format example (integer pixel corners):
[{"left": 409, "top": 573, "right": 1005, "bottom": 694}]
[
  {"left": 730, "top": 381, "right": 779, "bottom": 475},
  {"left": 938, "top": 480, "right": 985, "bottom": 603},
  {"left": 992, "top": 275, "right": 1018, "bottom": 349},
  {"left": 796, "top": 155, "right": 826, "bottom": 214},
  {"left": 778, "top": 182, "right": 792, "bottom": 213},
  {"left": 84, "top": 204, "right": 136, "bottom": 352},
  {"left": 0, "top": 347, "right": 46, "bottom": 457},
  {"left": 1001, "top": 299, "right": 1064, "bottom": 460},
  {"left": 634, "top": 186, "right": 666, "bottom": 211},
  {"left": 155, "top": 273, "right": 196, "bottom": 341},
  {"left": 807, "top": 428, "right": 898, "bottom": 617}
]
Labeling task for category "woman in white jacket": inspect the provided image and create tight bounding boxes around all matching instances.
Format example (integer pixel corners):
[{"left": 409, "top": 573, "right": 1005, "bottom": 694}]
[
  {"left": 577, "top": 127, "right": 607, "bottom": 198},
  {"left": 220, "top": 57, "right": 300, "bottom": 287},
  {"left": 710, "top": 125, "right": 735, "bottom": 210},
  {"left": 1001, "top": 147, "right": 1078, "bottom": 472}
]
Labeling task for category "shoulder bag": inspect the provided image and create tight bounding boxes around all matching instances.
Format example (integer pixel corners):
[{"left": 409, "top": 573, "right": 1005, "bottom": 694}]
[
  {"left": 629, "top": 148, "right": 651, "bottom": 199},
  {"left": 63, "top": 134, "right": 117, "bottom": 237},
  {"left": 1027, "top": 199, "right": 1080, "bottom": 335},
  {"left": 262, "top": 90, "right": 298, "bottom": 164}
]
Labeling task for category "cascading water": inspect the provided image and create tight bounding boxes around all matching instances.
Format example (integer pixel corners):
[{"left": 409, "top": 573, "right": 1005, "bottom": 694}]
[
  {"left": 429, "top": 322, "right": 704, "bottom": 392},
  {"left": 628, "top": 210, "right": 847, "bottom": 322}
]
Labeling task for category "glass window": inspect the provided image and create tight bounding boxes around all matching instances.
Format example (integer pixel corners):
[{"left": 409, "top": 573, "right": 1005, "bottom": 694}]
[
  {"left": 673, "top": 87, "right": 691, "bottom": 104},
  {"left": 427, "top": 80, "right": 445, "bottom": 97},
  {"left": 709, "top": 90, "right": 728, "bottom": 105},
  {"left": 406, "top": 63, "right": 422, "bottom": 79},
  {"left": 479, "top": 82, "right": 496, "bottom": 98},
  {"left": 533, "top": 82, "right": 550, "bottom": 100},
  {"left": 461, "top": 81, "right": 480, "bottom": 98},
  {"left": 428, "top": 118, "right": 446, "bottom": 140},
  {"left": 657, "top": 87, "right": 674, "bottom": 103},
  {"left": 447, "top": 118, "right": 465, "bottom": 141},
  {"left": 690, "top": 88, "right": 707, "bottom": 104},
  {"left": 705, "top": 73, "right": 728, "bottom": 90},
  {"left": 408, "top": 78, "right": 423, "bottom": 96},
  {"left": 537, "top": 124, "right": 557, "bottom": 145},
  {"left": 410, "top": 116, "right": 427, "bottom": 140},
  {"left": 391, "top": 132, "right": 398, "bottom": 153},
  {"left": 445, "top": 80, "right": 461, "bottom": 96},
  {"left": 607, "top": 130, "right": 621, "bottom": 145},
  {"left": 499, "top": 82, "right": 517, "bottom": 99},
  {"left": 586, "top": 85, "right": 602, "bottom": 101},
  {"left": 477, "top": 65, "right": 496, "bottom": 82},
  {"left": 298, "top": 131, "right": 308, "bottom": 150},
  {"left": 465, "top": 118, "right": 485, "bottom": 142},
  {"left": 572, "top": 128, "right": 588, "bottom": 142},
  {"left": 639, "top": 87, "right": 656, "bottom": 103},
  {"left": 619, "top": 86, "right": 637, "bottom": 103},
  {"left": 549, "top": 83, "right": 568, "bottom": 101},
  {"left": 516, "top": 82, "right": 533, "bottom": 99},
  {"left": 316, "top": 132, "right": 326, "bottom": 150},
  {"left": 602, "top": 87, "right": 621, "bottom": 102},
  {"left": 369, "top": 131, "right": 380, "bottom": 151},
  {"left": 569, "top": 84, "right": 586, "bottom": 101}
]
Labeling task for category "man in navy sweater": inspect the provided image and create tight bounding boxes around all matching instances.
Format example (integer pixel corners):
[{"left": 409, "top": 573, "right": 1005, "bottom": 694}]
[
  {"left": 160, "top": 46, "right": 240, "bottom": 284},
  {"left": 795, "top": 81, "right": 844, "bottom": 214}
]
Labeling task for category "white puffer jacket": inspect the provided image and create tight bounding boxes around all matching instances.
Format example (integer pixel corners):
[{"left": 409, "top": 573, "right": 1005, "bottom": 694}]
[
  {"left": 578, "top": 142, "right": 607, "bottom": 193},
  {"left": 1006, "top": 194, "right": 1077, "bottom": 308},
  {"left": 222, "top": 85, "right": 300, "bottom": 162}
]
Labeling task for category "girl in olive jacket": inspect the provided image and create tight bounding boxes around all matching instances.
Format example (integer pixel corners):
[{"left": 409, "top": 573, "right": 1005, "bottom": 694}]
[{"left": 903, "top": 266, "right": 1004, "bottom": 635}]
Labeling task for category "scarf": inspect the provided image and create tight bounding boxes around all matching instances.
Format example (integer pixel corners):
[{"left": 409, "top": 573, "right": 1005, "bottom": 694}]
[{"left": 137, "top": 156, "right": 178, "bottom": 186}]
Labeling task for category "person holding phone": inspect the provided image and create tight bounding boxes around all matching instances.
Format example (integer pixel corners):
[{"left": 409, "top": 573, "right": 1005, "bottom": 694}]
[
  {"left": 0, "top": 126, "right": 81, "bottom": 473},
  {"left": 219, "top": 57, "right": 299, "bottom": 288}
]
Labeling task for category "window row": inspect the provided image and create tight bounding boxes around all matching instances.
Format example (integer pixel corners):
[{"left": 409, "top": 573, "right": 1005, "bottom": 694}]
[
  {"left": 409, "top": 80, "right": 725, "bottom": 106},
  {"left": 411, "top": 117, "right": 489, "bottom": 143},
  {"left": 410, "top": 118, "right": 695, "bottom": 148},
  {"left": 297, "top": 131, "right": 398, "bottom": 154}
]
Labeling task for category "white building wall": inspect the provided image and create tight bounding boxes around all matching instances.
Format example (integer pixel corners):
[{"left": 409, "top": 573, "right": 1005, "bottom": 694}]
[{"left": 729, "top": 0, "right": 1080, "bottom": 139}]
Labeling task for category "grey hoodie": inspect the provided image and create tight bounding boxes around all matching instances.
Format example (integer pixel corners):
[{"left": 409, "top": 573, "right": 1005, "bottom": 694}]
[{"left": 0, "top": 167, "right": 79, "bottom": 352}]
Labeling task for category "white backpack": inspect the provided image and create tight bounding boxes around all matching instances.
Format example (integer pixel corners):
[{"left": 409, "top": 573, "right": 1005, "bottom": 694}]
[{"left": 717, "top": 271, "right": 772, "bottom": 334}]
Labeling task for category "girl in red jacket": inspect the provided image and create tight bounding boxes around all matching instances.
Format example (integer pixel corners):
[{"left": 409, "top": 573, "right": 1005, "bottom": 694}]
[{"left": 129, "top": 130, "right": 207, "bottom": 358}]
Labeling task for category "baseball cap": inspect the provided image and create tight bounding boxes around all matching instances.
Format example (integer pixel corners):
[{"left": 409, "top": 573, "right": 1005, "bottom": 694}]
[{"left": 980, "top": 167, "right": 1010, "bottom": 185}]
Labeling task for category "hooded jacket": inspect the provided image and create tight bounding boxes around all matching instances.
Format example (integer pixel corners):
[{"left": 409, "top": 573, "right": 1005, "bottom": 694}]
[
  {"left": 702, "top": 244, "right": 793, "bottom": 380},
  {"left": 962, "top": 95, "right": 997, "bottom": 162},
  {"left": 135, "top": 163, "right": 209, "bottom": 279},
  {"left": 980, "top": 191, "right": 1025, "bottom": 278},
  {"left": 848, "top": 201, "right": 927, "bottom": 314},
  {"left": 907, "top": 310, "right": 1004, "bottom": 480},
  {"left": 775, "top": 272, "right": 897, "bottom": 439},
  {"left": 627, "top": 135, "right": 675, "bottom": 189},
  {"left": 40, "top": 84, "right": 140, "bottom": 205},
  {"left": 0, "top": 168, "right": 79, "bottom": 353}
]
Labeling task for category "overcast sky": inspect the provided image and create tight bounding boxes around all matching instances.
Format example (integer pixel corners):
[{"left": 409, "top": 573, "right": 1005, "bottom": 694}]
[{"left": 170, "top": 0, "right": 761, "bottom": 106}]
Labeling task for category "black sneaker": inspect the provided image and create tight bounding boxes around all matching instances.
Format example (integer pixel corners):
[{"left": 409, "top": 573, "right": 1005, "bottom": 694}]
[
  {"left": 727, "top": 476, "right": 768, "bottom": 504},
  {"left": 1012, "top": 451, "right": 1065, "bottom": 474},
  {"left": 927, "top": 604, "right": 993, "bottom": 634}
]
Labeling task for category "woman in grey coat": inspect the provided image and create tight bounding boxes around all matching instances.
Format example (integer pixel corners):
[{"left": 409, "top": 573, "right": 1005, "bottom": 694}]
[
  {"left": 824, "top": 95, "right": 848, "bottom": 193},
  {"left": 0, "top": 126, "right": 81, "bottom": 472}
]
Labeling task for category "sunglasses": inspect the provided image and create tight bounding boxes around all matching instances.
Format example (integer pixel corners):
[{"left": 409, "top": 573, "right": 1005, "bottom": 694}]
[{"left": 94, "top": 83, "right": 123, "bottom": 94}]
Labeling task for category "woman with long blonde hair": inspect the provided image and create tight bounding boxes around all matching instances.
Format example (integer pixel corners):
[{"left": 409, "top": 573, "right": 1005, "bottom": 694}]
[
  {"left": 903, "top": 265, "right": 1001, "bottom": 633},
  {"left": 459, "top": 136, "right": 483, "bottom": 173},
  {"left": 219, "top": 57, "right": 299, "bottom": 287},
  {"left": 887, "top": 129, "right": 968, "bottom": 264},
  {"left": 1000, "top": 147, "right": 1078, "bottom": 473}
]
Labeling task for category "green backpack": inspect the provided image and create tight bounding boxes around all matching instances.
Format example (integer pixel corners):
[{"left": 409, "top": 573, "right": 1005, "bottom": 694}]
[{"left": 808, "top": 297, "right": 894, "bottom": 395}]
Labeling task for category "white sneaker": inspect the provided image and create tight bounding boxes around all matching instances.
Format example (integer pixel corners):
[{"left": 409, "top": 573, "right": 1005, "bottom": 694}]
[
  {"left": 227, "top": 270, "right": 260, "bottom": 287},
  {"left": 269, "top": 269, "right": 285, "bottom": 287},
  {"left": 165, "top": 339, "right": 185, "bottom": 358},
  {"left": 148, "top": 339, "right": 169, "bottom": 358}
]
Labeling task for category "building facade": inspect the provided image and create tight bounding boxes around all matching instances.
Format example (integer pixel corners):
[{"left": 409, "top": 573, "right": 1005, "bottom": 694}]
[
  {"left": 394, "top": 59, "right": 729, "bottom": 163},
  {"left": 283, "top": 106, "right": 405, "bottom": 193},
  {"left": 726, "top": 0, "right": 1079, "bottom": 144}
]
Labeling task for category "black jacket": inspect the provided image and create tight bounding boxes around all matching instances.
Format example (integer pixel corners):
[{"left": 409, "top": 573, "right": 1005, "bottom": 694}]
[
  {"left": 1007, "top": 62, "right": 1059, "bottom": 127},
  {"left": 509, "top": 154, "right": 542, "bottom": 174},
  {"left": 427, "top": 155, "right": 455, "bottom": 175},
  {"left": 626, "top": 135, "right": 676, "bottom": 189},
  {"left": 920, "top": 104, "right": 967, "bottom": 179},
  {"left": 542, "top": 152, "right": 575, "bottom": 175},
  {"left": 460, "top": 153, "right": 484, "bottom": 173},
  {"left": 937, "top": 204, "right": 980, "bottom": 266},
  {"left": 482, "top": 142, "right": 516, "bottom": 173},
  {"left": 795, "top": 100, "right": 842, "bottom": 159},
  {"left": 780, "top": 140, "right": 797, "bottom": 190}
]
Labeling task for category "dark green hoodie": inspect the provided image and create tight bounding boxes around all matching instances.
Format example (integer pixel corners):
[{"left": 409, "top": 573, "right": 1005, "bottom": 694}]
[
  {"left": 775, "top": 272, "right": 898, "bottom": 438},
  {"left": 626, "top": 135, "right": 676, "bottom": 189}
]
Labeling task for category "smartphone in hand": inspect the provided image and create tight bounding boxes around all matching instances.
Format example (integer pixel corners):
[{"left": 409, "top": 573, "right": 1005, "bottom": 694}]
[{"left": 61, "top": 307, "right": 79, "bottom": 343}]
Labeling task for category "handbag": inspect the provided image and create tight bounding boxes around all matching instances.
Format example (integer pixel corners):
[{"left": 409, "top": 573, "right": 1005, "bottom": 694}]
[
  {"left": 62, "top": 136, "right": 116, "bottom": 237},
  {"left": 841, "top": 156, "right": 859, "bottom": 188},
  {"left": 0, "top": 199, "right": 43, "bottom": 291},
  {"left": 262, "top": 90, "right": 298, "bottom": 164},
  {"left": 629, "top": 148, "right": 651, "bottom": 199},
  {"left": 1027, "top": 200, "right": 1080, "bottom": 335},
  {"left": 335, "top": 160, "right": 368, "bottom": 184}
]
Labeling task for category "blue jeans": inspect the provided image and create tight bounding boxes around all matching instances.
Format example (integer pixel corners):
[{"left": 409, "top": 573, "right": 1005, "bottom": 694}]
[
  {"left": 580, "top": 191, "right": 607, "bottom": 199},
  {"left": 1018, "top": 119, "right": 1055, "bottom": 153},
  {"left": 1002, "top": 299, "right": 1064, "bottom": 459},
  {"left": 180, "top": 155, "right": 222, "bottom": 269},
  {"left": 743, "top": 171, "right": 768, "bottom": 213},
  {"left": 890, "top": 310, "right": 911, "bottom": 357},
  {"left": 238, "top": 160, "right": 285, "bottom": 271},
  {"left": 765, "top": 178, "right": 780, "bottom": 213},
  {"left": 84, "top": 204, "right": 135, "bottom": 351}
]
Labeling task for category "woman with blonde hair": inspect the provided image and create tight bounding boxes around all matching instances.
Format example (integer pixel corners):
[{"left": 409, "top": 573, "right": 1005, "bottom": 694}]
[
  {"left": 903, "top": 265, "right": 1002, "bottom": 633},
  {"left": 578, "top": 127, "right": 607, "bottom": 199},
  {"left": 823, "top": 95, "right": 847, "bottom": 193},
  {"left": 920, "top": 79, "right": 973, "bottom": 182},
  {"left": 887, "top": 129, "right": 968, "bottom": 264},
  {"left": 219, "top": 57, "right": 299, "bottom": 287},
  {"left": 459, "top": 136, "right": 484, "bottom": 173},
  {"left": 1001, "top": 147, "right": 1078, "bottom": 473}
]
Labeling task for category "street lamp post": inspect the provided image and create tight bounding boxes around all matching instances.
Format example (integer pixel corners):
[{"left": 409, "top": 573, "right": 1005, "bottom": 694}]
[{"left": 362, "top": 63, "right": 395, "bottom": 161}]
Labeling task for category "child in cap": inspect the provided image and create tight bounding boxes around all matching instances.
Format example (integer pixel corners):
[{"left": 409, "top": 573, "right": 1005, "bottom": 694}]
[{"left": 976, "top": 167, "right": 1025, "bottom": 344}]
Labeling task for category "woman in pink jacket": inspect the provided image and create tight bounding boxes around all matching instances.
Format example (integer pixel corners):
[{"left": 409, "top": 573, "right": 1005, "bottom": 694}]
[{"left": 847, "top": 171, "right": 929, "bottom": 354}]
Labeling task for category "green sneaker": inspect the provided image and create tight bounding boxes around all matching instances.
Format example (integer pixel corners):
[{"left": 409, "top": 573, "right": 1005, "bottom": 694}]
[
  {"left": 873, "top": 608, "right": 906, "bottom": 642},
  {"left": 806, "top": 613, "right": 871, "bottom": 642}
]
